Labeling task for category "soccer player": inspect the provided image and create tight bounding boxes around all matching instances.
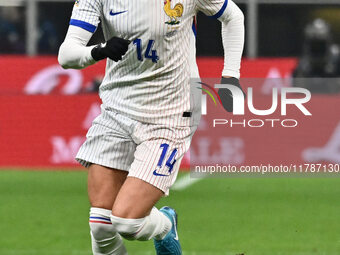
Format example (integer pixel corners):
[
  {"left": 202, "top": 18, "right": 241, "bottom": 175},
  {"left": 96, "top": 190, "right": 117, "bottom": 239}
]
[{"left": 58, "top": 0, "right": 244, "bottom": 254}]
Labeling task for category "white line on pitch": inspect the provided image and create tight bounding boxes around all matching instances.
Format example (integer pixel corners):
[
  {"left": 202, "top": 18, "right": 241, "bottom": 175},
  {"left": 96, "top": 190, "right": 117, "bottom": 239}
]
[{"left": 172, "top": 173, "right": 206, "bottom": 191}]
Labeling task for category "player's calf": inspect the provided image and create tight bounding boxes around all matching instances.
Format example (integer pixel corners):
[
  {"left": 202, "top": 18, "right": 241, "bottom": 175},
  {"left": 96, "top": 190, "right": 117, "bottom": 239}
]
[{"left": 89, "top": 207, "right": 127, "bottom": 255}]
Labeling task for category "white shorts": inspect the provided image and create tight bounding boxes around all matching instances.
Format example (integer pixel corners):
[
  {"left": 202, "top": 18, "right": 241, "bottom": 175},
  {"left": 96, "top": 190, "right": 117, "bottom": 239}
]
[{"left": 76, "top": 107, "right": 197, "bottom": 195}]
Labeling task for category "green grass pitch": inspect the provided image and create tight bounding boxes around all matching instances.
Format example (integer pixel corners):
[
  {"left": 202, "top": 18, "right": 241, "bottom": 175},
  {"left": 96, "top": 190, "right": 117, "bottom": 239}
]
[{"left": 0, "top": 170, "right": 340, "bottom": 255}]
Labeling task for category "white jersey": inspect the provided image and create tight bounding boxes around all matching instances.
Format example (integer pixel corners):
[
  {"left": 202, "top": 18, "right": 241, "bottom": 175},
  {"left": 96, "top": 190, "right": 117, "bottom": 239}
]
[{"left": 70, "top": 0, "right": 230, "bottom": 126}]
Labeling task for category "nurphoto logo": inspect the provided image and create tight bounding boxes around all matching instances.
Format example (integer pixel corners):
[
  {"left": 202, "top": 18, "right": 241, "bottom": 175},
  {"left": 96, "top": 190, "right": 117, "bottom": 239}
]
[{"left": 199, "top": 82, "right": 312, "bottom": 128}]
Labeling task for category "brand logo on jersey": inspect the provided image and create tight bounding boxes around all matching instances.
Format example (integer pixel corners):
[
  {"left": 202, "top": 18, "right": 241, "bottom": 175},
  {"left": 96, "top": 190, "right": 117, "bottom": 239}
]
[
  {"left": 109, "top": 10, "right": 127, "bottom": 16},
  {"left": 164, "top": 0, "right": 184, "bottom": 25},
  {"left": 74, "top": 0, "right": 80, "bottom": 7}
]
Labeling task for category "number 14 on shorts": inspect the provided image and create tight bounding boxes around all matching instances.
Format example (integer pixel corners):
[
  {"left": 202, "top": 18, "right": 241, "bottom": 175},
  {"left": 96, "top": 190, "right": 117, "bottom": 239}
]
[{"left": 153, "top": 144, "right": 177, "bottom": 177}]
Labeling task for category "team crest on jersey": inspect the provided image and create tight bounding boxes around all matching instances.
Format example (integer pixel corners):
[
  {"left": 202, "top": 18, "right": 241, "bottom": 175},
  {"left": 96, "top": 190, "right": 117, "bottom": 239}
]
[
  {"left": 164, "top": 0, "right": 184, "bottom": 25},
  {"left": 74, "top": 0, "right": 80, "bottom": 6}
]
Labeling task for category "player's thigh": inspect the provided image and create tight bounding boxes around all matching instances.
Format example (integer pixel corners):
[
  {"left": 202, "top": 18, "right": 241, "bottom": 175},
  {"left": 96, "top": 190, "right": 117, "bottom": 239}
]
[
  {"left": 112, "top": 177, "right": 164, "bottom": 218},
  {"left": 88, "top": 164, "right": 128, "bottom": 210},
  {"left": 112, "top": 125, "right": 196, "bottom": 218},
  {"left": 76, "top": 108, "right": 136, "bottom": 172},
  {"left": 129, "top": 125, "right": 195, "bottom": 195}
]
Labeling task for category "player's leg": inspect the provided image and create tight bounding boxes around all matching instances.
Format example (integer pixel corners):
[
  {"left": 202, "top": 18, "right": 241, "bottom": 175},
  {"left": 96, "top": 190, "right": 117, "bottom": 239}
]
[
  {"left": 88, "top": 164, "right": 128, "bottom": 255},
  {"left": 76, "top": 109, "right": 137, "bottom": 255},
  {"left": 111, "top": 177, "right": 172, "bottom": 240},
  {"left": 88, "top": 164, "right": 128, "bottom": 209},
  {"left": 110, "top": 170, "right": 182, "bottom": 255},
  {"left": 109, "top": 124, "right": 195, "bottom": 255}
]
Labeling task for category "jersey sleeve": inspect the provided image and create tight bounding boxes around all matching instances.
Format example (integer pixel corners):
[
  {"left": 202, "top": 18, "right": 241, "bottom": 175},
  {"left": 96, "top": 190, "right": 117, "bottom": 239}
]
[
  {"left": 196, "top": 0, "right": 228, "bottom": 19},
  {"left": 69, "top": 0, "right": 102, "bottom": 33}
]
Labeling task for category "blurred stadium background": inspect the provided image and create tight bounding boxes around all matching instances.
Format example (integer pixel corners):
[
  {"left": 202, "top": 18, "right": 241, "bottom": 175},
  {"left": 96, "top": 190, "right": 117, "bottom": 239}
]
[{"left": 1, "top": 0, "right": 340, "bottom": 254}]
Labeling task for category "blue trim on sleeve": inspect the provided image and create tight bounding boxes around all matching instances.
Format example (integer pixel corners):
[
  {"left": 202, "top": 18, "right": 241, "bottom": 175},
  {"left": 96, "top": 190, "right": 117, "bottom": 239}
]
[
  {"left": 210, "top": 0, "right": 228, "bottom": 19},
  {"left": 70, "top": 19, "right": 97, "bottom": 33}
]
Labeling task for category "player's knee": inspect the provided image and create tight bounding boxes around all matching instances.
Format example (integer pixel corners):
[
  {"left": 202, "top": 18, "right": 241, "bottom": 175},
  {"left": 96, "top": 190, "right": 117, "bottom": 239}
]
[
  {"left": 110, "top": 214, "right": 148, "bottom": 241},
  {"left": 89, "top": 208, "right": 116, "bottom": 241},
  {"left": 89, "top": 221, "right": 116, "bottom": 241}
]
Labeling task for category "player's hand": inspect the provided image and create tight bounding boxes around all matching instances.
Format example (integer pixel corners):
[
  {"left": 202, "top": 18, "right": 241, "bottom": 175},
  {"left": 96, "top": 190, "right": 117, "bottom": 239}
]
[
  {"left": 91, "top": 37, "right": 131, "bottom": 62},
  {"left": 217, "top": 77, "right": 246, "bottom": 112}
]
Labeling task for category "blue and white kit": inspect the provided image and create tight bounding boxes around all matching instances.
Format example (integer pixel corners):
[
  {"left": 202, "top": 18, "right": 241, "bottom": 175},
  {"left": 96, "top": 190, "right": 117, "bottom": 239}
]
[{"left": 58, "top": 0, "right": 244, "bottom": 194}]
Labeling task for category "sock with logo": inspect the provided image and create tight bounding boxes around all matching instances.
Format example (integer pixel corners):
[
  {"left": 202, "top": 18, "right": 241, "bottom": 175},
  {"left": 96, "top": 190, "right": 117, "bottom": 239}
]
[
  {"left": 110, "top": 207, "right": 172, "bottom": 241},
  {"left": 89, "top": 207, "right": 127, "bottom": 255}
]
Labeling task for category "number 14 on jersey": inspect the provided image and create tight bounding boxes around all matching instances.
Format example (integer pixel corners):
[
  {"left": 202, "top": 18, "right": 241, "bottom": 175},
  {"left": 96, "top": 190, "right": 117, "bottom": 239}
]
[{"left": 133, "top": 39, "right": 159, "bottom": 63}]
